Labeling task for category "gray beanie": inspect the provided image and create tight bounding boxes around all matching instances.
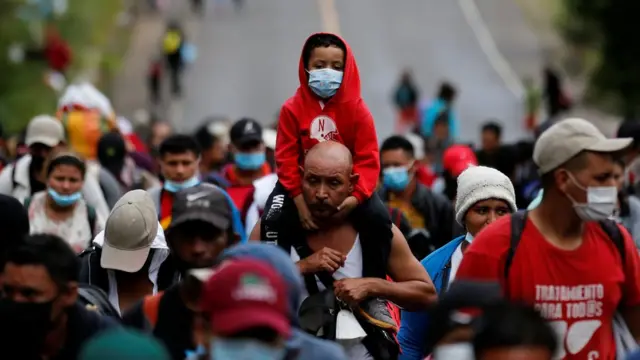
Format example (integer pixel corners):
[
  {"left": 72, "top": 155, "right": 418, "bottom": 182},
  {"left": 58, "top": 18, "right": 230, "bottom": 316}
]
[{"left": 455, "top": 165, "right": 517, "bottom": 225}]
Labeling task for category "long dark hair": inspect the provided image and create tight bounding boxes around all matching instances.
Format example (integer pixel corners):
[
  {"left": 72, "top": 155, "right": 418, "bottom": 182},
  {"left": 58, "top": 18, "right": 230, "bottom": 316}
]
[{"left": 44, "top": 151, "right": 86, "bottom": 180}]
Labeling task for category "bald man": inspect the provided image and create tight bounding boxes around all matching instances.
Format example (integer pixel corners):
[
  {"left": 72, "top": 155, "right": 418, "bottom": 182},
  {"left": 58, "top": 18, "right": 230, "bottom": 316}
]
[{"left": 250, "top": 141, "right": 436, "bottom": 359}]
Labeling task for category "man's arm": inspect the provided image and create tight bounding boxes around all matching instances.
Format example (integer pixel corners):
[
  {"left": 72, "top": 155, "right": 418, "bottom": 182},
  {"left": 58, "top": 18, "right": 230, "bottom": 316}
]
[
  {"left": 248, "top": 219, "right": 262, "bottom": 242},
  {"left": 619, "top": 225, "right": 640, "bottom": 341},
  {"left": 368, "top": 225, "right": 436, "bottom": 311}
]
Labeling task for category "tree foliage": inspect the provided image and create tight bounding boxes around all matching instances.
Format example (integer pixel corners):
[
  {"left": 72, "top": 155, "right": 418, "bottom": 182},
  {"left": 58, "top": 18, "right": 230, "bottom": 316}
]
[{"left": 561, "top": 0, "right": 640, "bottom": 117}]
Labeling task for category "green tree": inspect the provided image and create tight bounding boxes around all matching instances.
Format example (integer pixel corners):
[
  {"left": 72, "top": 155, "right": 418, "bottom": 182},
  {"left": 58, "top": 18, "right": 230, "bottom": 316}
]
[
  {"left": 561, "top": 0, "right": 640, "bottom": 117},
  {"left": 0, "top": 0, "right": 58, "bottom": 134}
]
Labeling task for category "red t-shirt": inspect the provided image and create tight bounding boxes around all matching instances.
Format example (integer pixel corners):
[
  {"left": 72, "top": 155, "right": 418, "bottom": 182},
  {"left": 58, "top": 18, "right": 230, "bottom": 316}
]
[
  {"left": 222, "top": 164, "right": 272, "bottom": 221},
  {"left": 456, "top": 215, "right": 640, "bottom": 360}
]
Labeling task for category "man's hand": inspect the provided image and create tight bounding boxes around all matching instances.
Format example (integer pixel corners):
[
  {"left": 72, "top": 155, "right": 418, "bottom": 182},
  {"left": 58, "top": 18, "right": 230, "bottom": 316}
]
[
  {"left": 333, "top": 196, "right": 358, "bottom": 221},
  {"left": 297, "top": 247, "right": 346, "bottom": 274},
  {"left": 293, "top": 195, "right": 319, "bottom": 230},
  {"left": 334, "top": 278, "right": 375, "bottom": 306}
]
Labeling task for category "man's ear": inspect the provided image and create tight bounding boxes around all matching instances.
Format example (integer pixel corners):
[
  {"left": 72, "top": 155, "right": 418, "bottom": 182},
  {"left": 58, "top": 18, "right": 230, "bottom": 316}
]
[
  {"left": 62, "top": 281, "right": 79, "bottom": 306},
  {"left": 555, "top": 169, "right": 571, "bottom": 194},
  {"left": 409, "top": 160, "right": 418, "bottom": 173},
  {"left": 350, "top": 172, "right": 360, "bottom": 192}
]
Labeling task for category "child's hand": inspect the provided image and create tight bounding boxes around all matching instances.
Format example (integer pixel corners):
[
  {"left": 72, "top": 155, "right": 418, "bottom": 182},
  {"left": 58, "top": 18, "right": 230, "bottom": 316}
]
[
  {"left": 294, "top": 195, "right": 319, "bottom": 230},
  {"left": 334, "top": 196, "right": 358, "bottom": 221}
]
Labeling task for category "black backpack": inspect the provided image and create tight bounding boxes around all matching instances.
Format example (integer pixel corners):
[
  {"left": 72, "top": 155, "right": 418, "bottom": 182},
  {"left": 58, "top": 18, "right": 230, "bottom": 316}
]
[
  {"left": 77, "top": 283, "right": 120, "bottom": 318},
  {"left": 504, "top": 211, "right": 625, "bottom": 291}
]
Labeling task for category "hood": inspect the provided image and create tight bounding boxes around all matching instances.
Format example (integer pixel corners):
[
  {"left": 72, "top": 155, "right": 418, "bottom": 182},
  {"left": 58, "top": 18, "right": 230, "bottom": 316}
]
[
  {"left": 58, "top": 83, "right": 114, "bottom": 119},
  {"left": 219, "top": 243, "right": 304, "bottom": 325},
  {"left": 93, "top": 221, "right": 169, "bottom": 250},
  {"left": 297, "top": 32, "right": 361, "bottom": 104}
]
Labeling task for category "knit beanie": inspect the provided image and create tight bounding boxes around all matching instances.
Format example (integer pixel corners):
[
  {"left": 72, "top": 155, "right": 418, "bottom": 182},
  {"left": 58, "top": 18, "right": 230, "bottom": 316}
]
[{"left": 455, "top": 165, "right": 517, "bottom": 225}]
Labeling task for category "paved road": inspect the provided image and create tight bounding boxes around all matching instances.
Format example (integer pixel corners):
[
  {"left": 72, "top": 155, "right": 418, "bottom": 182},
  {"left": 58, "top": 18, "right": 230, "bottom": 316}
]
[{"left": 181, "top": 0, "right": 544, "bottom": 144}]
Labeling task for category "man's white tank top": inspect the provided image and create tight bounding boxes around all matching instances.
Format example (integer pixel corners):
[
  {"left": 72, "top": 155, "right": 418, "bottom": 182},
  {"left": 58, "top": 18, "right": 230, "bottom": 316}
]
[
  {"left": 290, "top": 235, "right": 373, "bottom": 360},
  {"left": 290, "top": 235, "right": 363, "bottom": 296}
]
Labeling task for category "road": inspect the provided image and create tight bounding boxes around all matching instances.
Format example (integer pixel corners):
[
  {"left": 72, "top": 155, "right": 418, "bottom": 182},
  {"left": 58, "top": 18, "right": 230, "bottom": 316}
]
[{"left": 180, "top": 0, "right": 544, "bottom": 144}]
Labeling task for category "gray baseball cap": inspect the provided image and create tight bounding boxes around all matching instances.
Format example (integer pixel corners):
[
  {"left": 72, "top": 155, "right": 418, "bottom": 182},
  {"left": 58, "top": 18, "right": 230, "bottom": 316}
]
[
  {"left": 533, "top": 117, "right": 632, "bottom": 174},
  {"left": 169, "top": 183, "right": 232, "bottom": 231},
  {"left": 101, "top": 190, "right": 158, "bottom": 273}
]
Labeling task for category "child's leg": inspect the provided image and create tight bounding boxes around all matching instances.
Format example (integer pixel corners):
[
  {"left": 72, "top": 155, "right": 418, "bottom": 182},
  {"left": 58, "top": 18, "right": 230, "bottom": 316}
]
[
  {"left": 351, "top": 193, "right": 393, "bottom": 243},
  {"left": 260, "top": 181, "right": 298, "bottom": 245}
]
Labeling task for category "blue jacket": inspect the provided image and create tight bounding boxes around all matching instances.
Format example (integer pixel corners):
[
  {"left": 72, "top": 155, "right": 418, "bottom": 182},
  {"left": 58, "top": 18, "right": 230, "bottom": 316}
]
[
  {"left": 398, "top": 235, "right": 466, "bottom": 360},
  {"left": 420, "top": 98, "right": 459, "bottom": 139}
]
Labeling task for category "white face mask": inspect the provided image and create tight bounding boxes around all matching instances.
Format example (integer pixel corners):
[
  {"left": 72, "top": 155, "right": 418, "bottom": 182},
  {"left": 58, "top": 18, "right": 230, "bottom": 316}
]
[
  {"left": 566, "top": 173, "right": 617, "bottom": 221},
  {"left": 432, "top": 342, "right": 474, "bottom": 360},
  {"left": 464, "top": 232, "right": 474, "bottom": 243}
]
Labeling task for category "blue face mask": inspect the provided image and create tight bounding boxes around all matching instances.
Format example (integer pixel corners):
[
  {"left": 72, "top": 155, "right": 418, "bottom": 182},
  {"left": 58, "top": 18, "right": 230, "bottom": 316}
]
[
  {"left": 383, "top": 166, "right": 411, "bottom": 191},
  {"left": 308, "top": 68, "right": 343, "bottom": 99},
  {"left": 235, "top": 152, "right": 266, "bottom": 171},
  {"left": 47, "top": 188, "right": 82, "bottom": 207},
  {"left": 210, "top": 338, "right": 286, "bottom": 360},
  {"left": 163, "top": 175, "right": 201, "bottom": 193}
]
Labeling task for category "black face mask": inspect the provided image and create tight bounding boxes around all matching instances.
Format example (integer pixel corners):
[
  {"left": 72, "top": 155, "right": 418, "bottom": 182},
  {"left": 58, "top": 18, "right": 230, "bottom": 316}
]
[
  {"left": 30, "top": 154, "right": 46, "bottom": 172},
  {"left": 0, "top": 298, "right": 55, "bottom": 354}
]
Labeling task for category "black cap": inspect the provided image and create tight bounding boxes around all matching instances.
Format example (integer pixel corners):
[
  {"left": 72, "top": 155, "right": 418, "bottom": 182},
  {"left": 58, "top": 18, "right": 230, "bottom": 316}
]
[
  {"left": 169, "top": 184, "right": 232, "bottom": 231},
  {"left": 97, "top": 132, "right": 127, "bottom": 165},
  {"left": 230, "top": 118, "right": 263, "bottom": 147}
]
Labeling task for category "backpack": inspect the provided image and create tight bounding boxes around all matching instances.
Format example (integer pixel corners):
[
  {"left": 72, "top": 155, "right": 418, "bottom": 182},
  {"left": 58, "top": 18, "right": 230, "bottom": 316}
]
[
  {"left": 77, "top": 283, "right": 120, "bottom": 318},
  {"left": 24, "top": 196, "right": 97, "bottom": 239},
  {"left": 141, "top": 292, "right": 164, "bottom": 329},
  {"left": 163, "top": 31, "right": 182, "bottom": 55},
  {"left": 504, "top": 211, "right": 625, "bottom": 286}
]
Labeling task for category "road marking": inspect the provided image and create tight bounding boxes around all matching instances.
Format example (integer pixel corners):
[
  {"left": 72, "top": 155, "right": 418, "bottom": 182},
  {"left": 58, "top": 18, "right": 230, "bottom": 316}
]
[
  {"left": 458, "top": 0, "right": 524, "bottom": 99},
  {"left": 318, "top": 0, "right": 341, "bottom": 35}
]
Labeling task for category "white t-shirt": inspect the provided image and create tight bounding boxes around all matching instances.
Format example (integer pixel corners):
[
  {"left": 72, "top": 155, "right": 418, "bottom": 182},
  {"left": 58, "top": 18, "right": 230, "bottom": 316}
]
[
  {"left": 448, "top": 232, "right": 474, "bottom": 285},
  {"left": 28, "top": 191, "right": 104, "bottom": 253}
]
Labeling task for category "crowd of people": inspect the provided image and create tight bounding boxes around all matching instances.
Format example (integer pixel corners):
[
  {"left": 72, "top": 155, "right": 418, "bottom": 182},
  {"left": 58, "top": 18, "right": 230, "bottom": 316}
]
[{"left": 1, "top": 31, "right": 640, "bottom": 360}]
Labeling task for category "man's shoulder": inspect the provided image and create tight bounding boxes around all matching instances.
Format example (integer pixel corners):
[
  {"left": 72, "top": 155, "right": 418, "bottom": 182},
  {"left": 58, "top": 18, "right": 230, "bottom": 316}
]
[
  {"left": 415, "top": 183, "right": 449, "bottom": 207},
  {"left": 470, "top": 215, "right": 513, "bottom": 253},
  {"left": 69, "top": 302, "right": 120, "bottom": 334},
  {"left": 147, "top": 186, "right": 162, "bottom": 198}
]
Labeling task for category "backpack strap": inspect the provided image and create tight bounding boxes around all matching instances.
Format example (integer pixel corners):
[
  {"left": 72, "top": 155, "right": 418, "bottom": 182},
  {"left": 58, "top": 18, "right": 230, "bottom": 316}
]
[
  {"left": 599, "top": 220, "right": 626, "bottom": 267},
  {"left": 11, "top": 164, "right": 18, "bottom": 191},
  {"left": 504, "top": 211, "right": 528, "bottom": 280},
  {"left": 293, "top": 241, "right": 334, "bottom": 295},
  {"left": 86, "top": 204, "right": 97, "bottom": 238},
  {"left": 389, "top": 208, "right": 402, "bottom": 228},
  {"left": 142, "top": 292, "right": 164, "bottom": 329},
  {"left": 23, "top": 196, "right": 32, "bottom": 210}
]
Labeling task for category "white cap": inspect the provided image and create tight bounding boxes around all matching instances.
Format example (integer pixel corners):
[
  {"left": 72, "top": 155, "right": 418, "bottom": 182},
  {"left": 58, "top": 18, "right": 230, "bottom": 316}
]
[
  {"left": 455, "top": 166, "right": 517, "bottom": 225},
  {"left": 25, "top": 115, "right": 65, "bottom": 147}
]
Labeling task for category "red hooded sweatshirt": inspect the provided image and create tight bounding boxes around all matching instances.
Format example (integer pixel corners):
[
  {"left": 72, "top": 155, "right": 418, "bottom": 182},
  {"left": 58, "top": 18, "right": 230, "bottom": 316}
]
[{"left": 276, "top": 33, "right": 379, "bottom": 203}]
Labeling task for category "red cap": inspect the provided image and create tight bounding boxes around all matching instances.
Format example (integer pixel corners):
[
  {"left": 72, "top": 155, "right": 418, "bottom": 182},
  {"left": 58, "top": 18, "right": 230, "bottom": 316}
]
[
  {"left": 200, "top": 259, "right": 291, "bottom": 338},
  {"left": 442, "top": 145, "right": 478, "bottom": 177}
]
